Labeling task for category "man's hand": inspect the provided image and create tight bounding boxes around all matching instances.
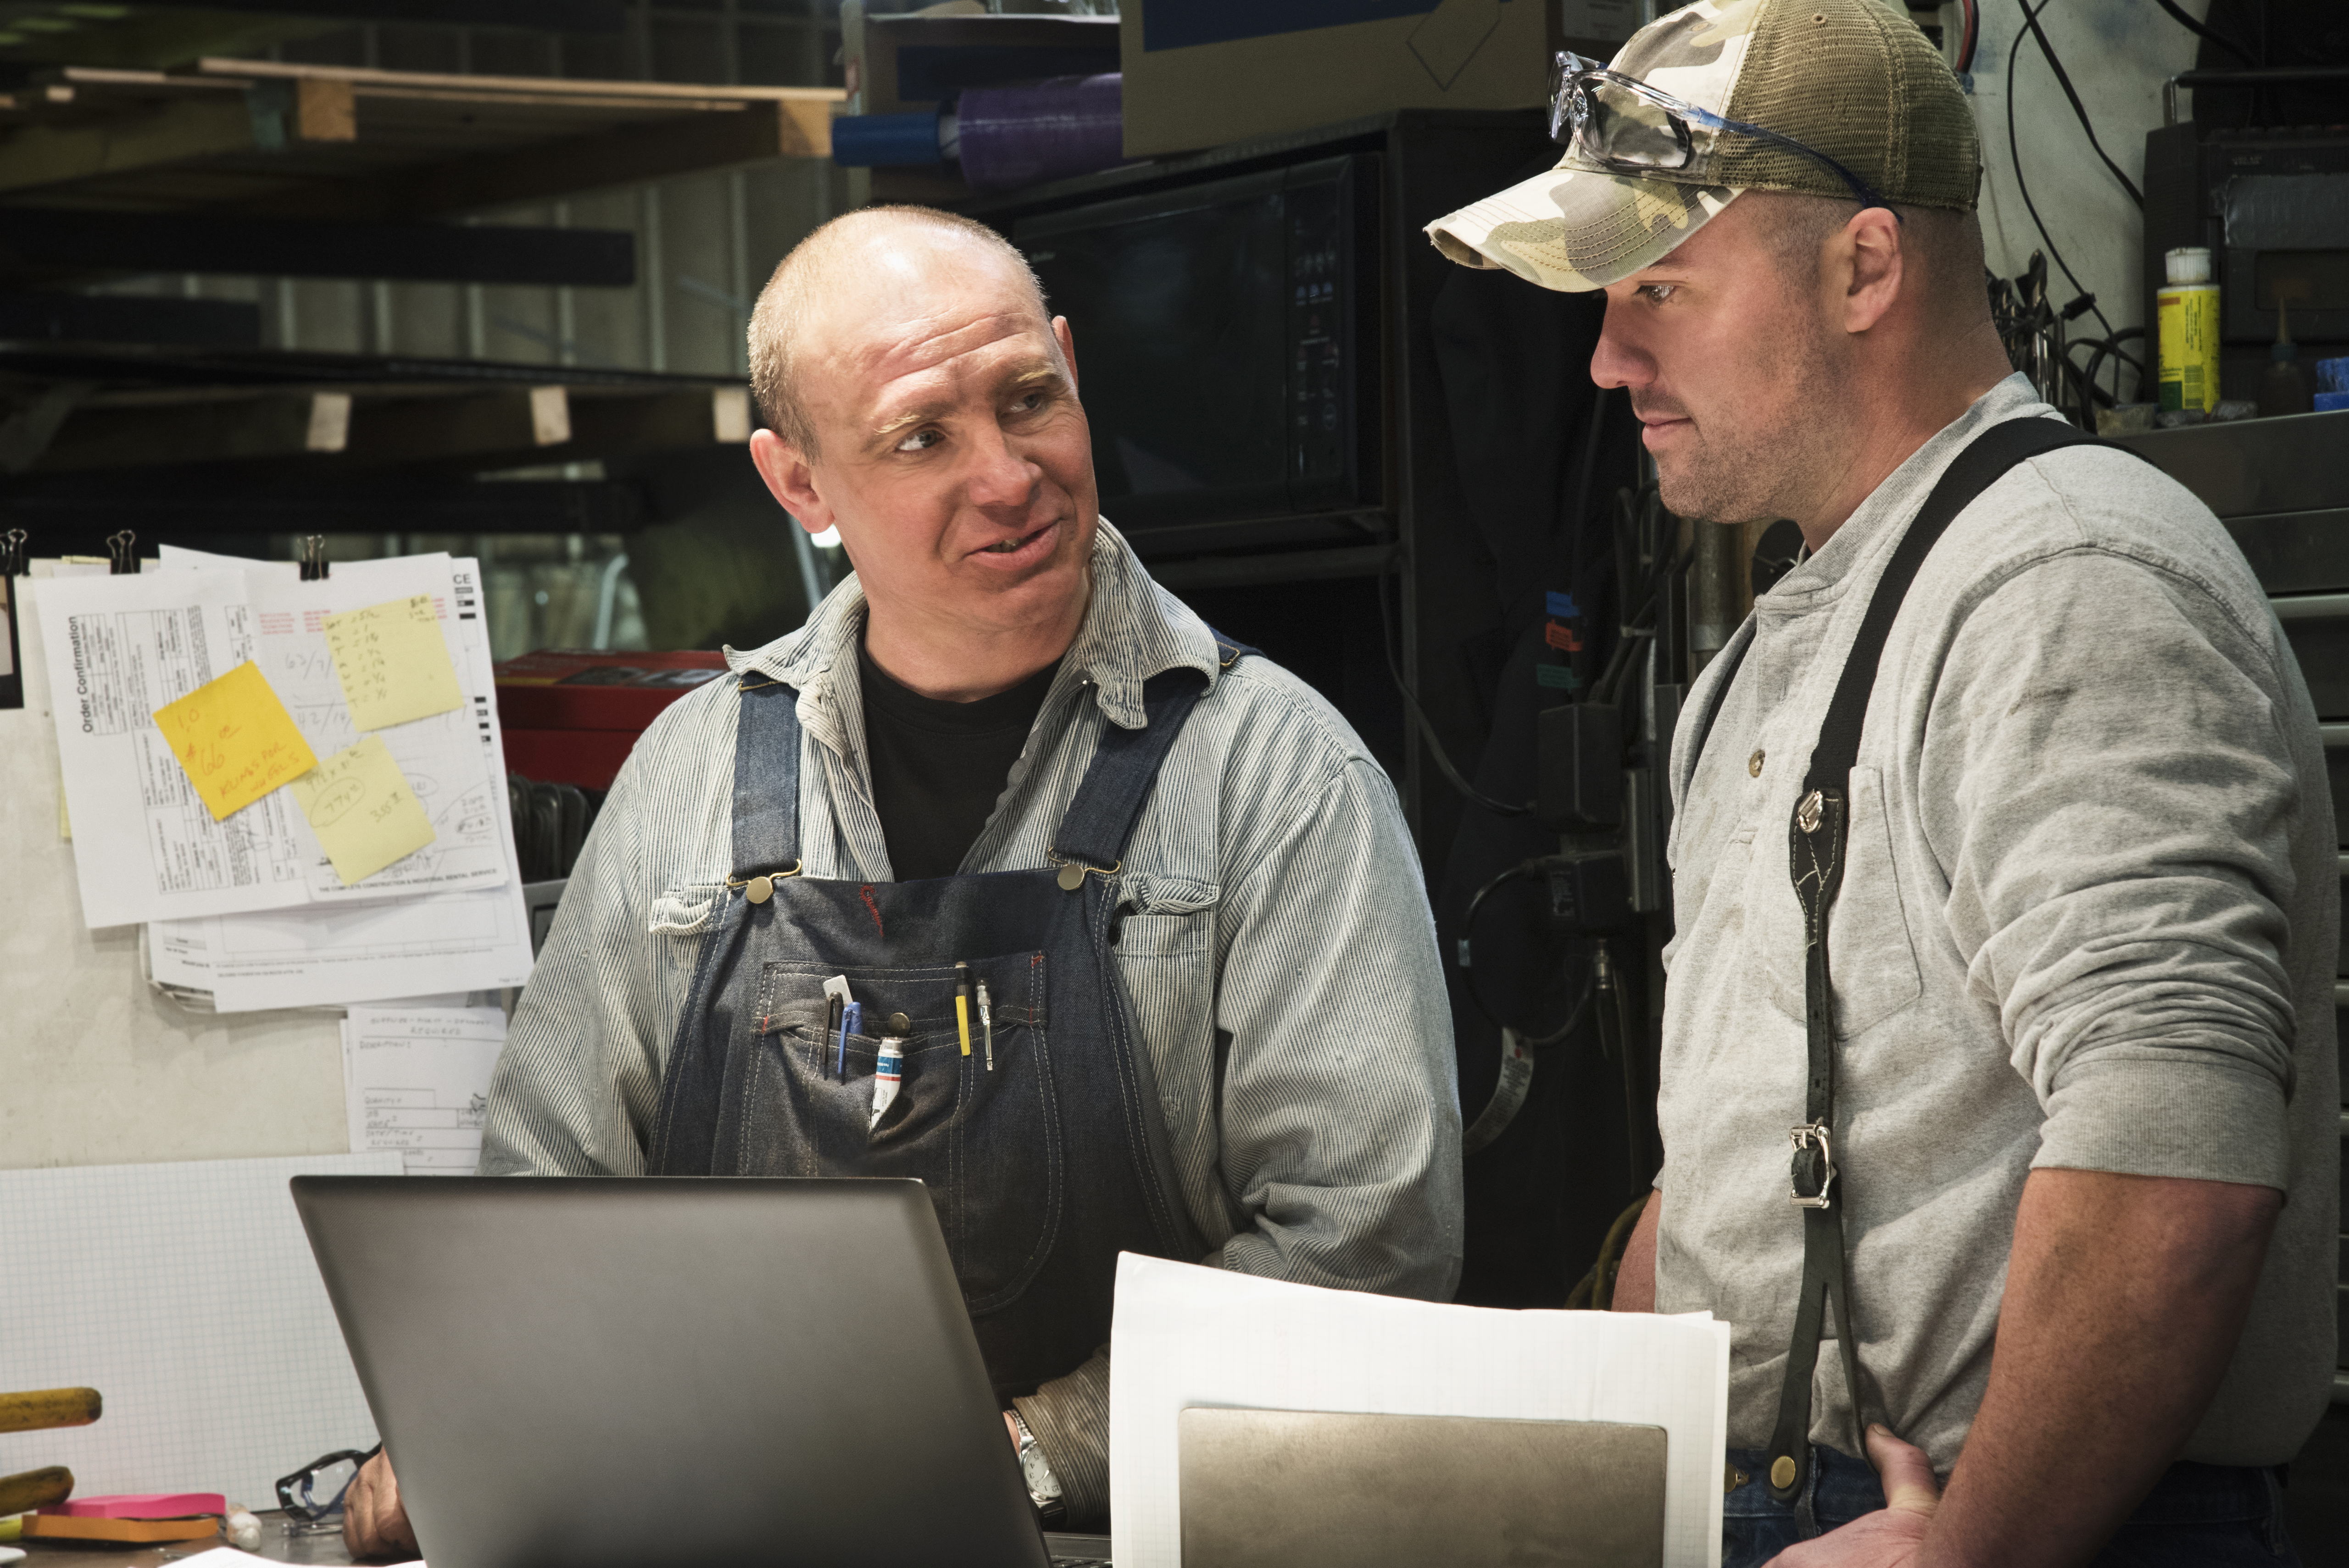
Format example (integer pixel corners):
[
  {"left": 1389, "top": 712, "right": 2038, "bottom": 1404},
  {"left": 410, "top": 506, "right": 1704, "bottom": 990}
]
[
  {"left": 1764, "top": 1426, "right": 1940, "bottom": 1567},
  {"left": 341, "top": 1449, "right": 418, "bottom": 1560}
]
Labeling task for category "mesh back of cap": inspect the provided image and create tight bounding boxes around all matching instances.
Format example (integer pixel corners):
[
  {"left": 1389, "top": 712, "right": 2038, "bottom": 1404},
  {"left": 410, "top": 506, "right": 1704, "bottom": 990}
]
[{"left": 1713, "top": 0, "right": 1979, "bottom": 210}]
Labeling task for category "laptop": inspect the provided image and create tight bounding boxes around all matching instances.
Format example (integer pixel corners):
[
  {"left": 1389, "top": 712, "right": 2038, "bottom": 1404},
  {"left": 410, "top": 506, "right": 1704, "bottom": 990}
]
[{"left": 292, "top": 1176, "right": 1111, "bottom": 1568}]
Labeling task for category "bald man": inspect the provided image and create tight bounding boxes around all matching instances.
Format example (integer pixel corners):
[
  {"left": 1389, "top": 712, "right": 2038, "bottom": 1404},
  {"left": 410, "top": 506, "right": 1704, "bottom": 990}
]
[{"left": 341, "top": 206, "right": 1461, "bottom": 1553}]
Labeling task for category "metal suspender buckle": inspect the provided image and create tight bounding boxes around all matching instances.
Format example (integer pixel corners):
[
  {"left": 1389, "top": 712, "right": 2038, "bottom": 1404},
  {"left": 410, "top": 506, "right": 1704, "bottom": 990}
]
[
  {"left": 1795, "top": 789, "right": 1825, "bottom": 835},
  {"left": 1788, "top": 1122, "right": 1837, "bottom": 1210}
]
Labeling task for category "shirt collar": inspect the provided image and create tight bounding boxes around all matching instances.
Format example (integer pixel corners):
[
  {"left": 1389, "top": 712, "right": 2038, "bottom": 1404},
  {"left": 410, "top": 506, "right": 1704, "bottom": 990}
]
[{"left": 721, "top": 517, "right": 1224, "bottom": 732}]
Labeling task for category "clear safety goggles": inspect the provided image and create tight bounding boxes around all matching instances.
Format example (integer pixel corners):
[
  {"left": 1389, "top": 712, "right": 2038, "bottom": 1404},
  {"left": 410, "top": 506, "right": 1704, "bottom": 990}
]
[
  {"left": 275, "top": 1444, "right": 379, "bottom": 1530},
  {"left": 1545, "top": 51, "right": 1897, "bottom": 219}
]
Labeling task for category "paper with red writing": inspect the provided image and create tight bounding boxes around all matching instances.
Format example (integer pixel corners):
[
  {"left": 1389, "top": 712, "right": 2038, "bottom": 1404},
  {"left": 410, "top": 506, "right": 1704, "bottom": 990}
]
[
  {"left": 290, "top": 734, "right": 438, "bottom": 885},
  {"left": 149, "top": 659, "right": 317, "bottom": 820}
]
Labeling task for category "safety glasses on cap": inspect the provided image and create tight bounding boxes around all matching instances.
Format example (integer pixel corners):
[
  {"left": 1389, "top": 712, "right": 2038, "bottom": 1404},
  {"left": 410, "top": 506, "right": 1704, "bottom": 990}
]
[{"left": 1545, "top": 51, "right": 1898, "bottom": 219}]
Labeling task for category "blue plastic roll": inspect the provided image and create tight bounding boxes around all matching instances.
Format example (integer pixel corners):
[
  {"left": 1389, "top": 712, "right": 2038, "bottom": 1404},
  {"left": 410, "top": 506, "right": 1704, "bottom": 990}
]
[{"left": 831, "top": 111, "right": 948, "bottom": 168}]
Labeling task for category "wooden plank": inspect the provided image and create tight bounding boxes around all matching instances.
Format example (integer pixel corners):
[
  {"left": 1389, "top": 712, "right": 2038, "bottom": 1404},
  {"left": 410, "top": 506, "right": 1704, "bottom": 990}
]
[
  {"left": 341, "top": 386, "right": 571, "bottom": 466},
  {"left": 562, "top": 388, "right": 752, "bottom": 458},
  {"left": 299, "top": 100, "right": 828, "bottom": 221},
  {"left": 0, "top": 97, "right": 257, "bottom": 196},
  {"left": 0, "top": 207, "right": 636, "bottom": 287},
  {"left": 196, "top": 56, "right": 841, "bottom": 110},
  {"left": 33, "top": 391, "right": 351, "bottom": 472}
]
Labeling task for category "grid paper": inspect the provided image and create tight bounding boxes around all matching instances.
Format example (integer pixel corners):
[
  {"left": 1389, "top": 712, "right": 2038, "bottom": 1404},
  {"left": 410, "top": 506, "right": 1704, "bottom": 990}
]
[{"left": 0, "top": 1153, "right": 401, "bottom": 1507}]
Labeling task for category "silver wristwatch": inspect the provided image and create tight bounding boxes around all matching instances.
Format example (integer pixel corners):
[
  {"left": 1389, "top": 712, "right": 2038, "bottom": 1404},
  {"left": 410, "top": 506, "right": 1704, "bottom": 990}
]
[{"left": 1009, "top": 1410, "right": 1067, "bottom": 1527}]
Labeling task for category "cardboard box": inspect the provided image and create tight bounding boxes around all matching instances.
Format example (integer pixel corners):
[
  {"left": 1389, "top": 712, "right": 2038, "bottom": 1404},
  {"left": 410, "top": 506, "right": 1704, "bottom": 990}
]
[
  {"left": 842, "top": 3, "right": 1121, "bottom": 117},
  {"left": 1120, "top": 0, "right": 1554, "bottom": 158}
]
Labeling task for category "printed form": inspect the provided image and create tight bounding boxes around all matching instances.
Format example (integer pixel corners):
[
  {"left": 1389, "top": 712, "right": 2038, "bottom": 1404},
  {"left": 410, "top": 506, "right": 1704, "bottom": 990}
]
[
  {"left": 40, "top": 556, "right": 519, "bottom": 932},
  {"left": 145, "top": 555, "right": 534, "bottom": 1010},
  {"left": 34, "top": 568, "right": 314, "bottom": 928},
  {"left": 341, "top": 1004, "right": 509, "bottom": 1175}
]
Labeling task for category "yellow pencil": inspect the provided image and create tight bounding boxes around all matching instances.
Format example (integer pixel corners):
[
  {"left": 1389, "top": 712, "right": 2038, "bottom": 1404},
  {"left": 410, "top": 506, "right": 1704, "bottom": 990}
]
[{"left": 955, "top": 962, "right": 974, "bottom": 1056}]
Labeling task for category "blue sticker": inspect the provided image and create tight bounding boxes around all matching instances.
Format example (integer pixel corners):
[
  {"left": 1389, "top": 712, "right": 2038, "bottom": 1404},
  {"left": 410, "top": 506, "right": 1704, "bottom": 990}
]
[{"left": 1545, "top": 591, "right": 1578, "bottom": 619}]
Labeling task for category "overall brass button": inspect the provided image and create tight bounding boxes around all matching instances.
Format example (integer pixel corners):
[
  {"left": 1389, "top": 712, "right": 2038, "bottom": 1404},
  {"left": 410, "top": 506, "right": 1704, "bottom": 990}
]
[
  {"left": 745, "top": 875, "right": 773, "bottom": 904},
  {"left": 1770, "top": 1454, "right": 1798, "bottom": 1490},
  {"left": 1057, "top": 863, "right": 1085, "bottom": 891},
  {"left": 1748, "top": 748, "right": 1765, "bottom": 777}
]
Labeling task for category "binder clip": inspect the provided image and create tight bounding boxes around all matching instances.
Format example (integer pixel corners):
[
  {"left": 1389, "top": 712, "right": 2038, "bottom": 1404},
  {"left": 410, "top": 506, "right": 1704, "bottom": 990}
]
[
  {"left": 299, "top": 535, "right": 330, "bottom": 582},
  {"left": 0, "top": 528, "right": 25, "bottom": 578},
  {"left": 106, "top": 529, "right": 137, "bottom": 575}
]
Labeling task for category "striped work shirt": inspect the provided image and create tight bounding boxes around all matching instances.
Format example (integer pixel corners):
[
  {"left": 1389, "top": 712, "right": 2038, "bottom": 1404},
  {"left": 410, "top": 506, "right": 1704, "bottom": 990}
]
[{"left": 480, "top": 521, "right": 1464, "bottom": 1520}]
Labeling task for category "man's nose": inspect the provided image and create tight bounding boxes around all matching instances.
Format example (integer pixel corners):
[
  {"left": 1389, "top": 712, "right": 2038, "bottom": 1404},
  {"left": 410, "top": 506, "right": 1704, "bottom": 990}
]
[
  {"left": 1589, "top": 295, "right": 1650, "bottom": 392},
  {"left": 964, "top": 419, "right": 1039, "bottom": 507}
]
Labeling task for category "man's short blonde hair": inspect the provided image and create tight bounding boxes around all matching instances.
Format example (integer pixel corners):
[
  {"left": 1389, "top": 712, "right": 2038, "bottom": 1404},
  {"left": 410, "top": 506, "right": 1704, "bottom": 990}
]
[{"left": 746, "top": 205, "right": 1052, "bottom": 457}]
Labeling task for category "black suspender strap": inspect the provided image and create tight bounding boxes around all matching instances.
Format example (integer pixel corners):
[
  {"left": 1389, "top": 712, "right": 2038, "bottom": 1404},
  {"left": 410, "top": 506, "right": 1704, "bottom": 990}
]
[{"left": 1764, "top": 418, "right": 2156, "bottom": 1512}]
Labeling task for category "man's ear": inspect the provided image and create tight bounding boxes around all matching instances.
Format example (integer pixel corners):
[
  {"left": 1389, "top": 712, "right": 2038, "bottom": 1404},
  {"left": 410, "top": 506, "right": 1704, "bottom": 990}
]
[
  {"left": 1838, "top": 206, "right": 1906, "bottom": 335},
  {"left": 749, "top": 428, "right": 833, "bottom": 536},
  {"left": 1053, "top": 315, "right": 1079, "bottom": 392}
]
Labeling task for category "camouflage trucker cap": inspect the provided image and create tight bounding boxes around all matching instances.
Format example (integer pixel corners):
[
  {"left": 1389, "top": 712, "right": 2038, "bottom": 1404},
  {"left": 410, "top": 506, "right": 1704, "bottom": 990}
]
[{"left": 1425, "top": 0, "right": 1979, "bottom": 293}]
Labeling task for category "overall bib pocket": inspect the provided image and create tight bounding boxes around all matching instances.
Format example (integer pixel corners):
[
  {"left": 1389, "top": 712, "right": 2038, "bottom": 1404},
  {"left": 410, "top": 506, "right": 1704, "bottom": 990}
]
[{"left": 741, "top": 953, "right": 1062, "bottom": 1313}]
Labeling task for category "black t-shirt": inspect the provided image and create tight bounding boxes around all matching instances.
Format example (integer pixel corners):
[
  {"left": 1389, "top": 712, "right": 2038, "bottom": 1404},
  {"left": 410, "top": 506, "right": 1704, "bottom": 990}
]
[{"left": 858, "top": 637, "right": 1061, "bottom": 882}]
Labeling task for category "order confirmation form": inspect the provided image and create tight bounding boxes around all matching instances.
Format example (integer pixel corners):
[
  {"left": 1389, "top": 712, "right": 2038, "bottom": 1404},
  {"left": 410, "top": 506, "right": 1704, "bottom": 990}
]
[{"left": 41, "top": 555, "right": 521, "bottom": 943}]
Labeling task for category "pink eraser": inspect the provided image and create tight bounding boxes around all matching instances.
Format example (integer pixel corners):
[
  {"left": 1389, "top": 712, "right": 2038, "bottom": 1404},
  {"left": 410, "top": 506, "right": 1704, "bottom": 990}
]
[{"left": 40, "top": 1493, "right": 226, "bottom": 1519}]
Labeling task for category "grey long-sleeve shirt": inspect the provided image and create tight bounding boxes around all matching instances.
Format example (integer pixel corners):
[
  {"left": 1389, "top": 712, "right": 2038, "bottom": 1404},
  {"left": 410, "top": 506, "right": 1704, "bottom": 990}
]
[
  {"left": 1659, "top": 375, "right": 2339, "bottom": 1473},
  {"left": 479, "top": 520, "right": 1464, "bottom": 1521}
]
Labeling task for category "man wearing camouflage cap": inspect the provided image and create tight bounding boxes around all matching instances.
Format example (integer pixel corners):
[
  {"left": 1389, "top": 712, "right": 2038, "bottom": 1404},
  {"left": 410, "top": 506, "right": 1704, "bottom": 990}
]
[{"left": 1431, "top": 1, "right": 2334, "bottom": 1564}]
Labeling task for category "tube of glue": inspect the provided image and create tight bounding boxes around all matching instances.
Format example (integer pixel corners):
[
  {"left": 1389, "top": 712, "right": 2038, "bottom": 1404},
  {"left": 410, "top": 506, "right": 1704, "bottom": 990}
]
[{"left": 869, "top": 1034, "right": 904, "bottom": 1130}]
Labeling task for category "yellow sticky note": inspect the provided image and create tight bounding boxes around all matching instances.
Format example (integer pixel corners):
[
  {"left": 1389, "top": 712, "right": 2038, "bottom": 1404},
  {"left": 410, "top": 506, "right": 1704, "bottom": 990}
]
[
  {"left": 151, "top": 660, "right": 321, "bottom": 821},
  {"left": 323, "top": 593, "right": 464, "bottom": 732},
  {"left": 290, "top": 734, "right": 438, "bottom": 885}
]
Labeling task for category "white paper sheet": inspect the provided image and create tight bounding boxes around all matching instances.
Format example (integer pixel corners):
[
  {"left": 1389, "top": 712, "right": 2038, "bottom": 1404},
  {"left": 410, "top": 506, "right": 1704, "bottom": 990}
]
[
  {"left": 1108, "top": 1255, "right": 1731, "bottom": 1568},
  {"left": 140, "top": 553, "right": 534, "bottom": 1007},
  {"left": 33, "top": 568, "right": 318, "bottom": 927},
  {"left": 149, "top": 881, "right": 534, "bottom": 1012},
  {"left": 0, "top": 1153, "right": 399, "bottom": 1507},
  {"left": 245, "top": 556, "right": 510, "bottom": 905},
  {"left": 341, "top": 1004, "right": 509, "bottom": 1175}
]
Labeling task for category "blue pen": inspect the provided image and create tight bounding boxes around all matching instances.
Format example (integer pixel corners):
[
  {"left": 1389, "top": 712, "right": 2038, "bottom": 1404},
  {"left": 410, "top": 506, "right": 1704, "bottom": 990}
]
[{"left": 836, "top": 1001, "right": 861, "bottom": 1081}]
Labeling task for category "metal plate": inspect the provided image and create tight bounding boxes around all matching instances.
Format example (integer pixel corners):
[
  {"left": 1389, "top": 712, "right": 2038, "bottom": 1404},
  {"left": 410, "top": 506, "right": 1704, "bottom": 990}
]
[{"left": 1177, "top": 1408, "right": 1667, "bottom": 1568}]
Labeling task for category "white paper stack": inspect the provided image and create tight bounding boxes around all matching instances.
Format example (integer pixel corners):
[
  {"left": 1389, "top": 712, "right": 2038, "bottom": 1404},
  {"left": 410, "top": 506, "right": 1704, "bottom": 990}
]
[
  {"left": 28, "top": 549, "right": 534, "bottom": 1012},
  {"left": 1109, "top": 1254, "right": 1732, "bottom": 1568}
]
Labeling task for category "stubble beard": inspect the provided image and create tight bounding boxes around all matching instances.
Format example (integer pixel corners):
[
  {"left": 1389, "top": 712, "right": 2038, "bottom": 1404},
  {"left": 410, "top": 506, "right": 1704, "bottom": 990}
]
[{"left": 1644, "top": 321, "right": 1840, "bottom": 527}]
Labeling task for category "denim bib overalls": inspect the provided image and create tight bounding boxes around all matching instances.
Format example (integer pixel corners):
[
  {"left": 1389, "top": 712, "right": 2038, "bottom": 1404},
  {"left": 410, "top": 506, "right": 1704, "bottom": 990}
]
[{"left": 647, "top": 645, "right": 1242, "bottom": 1401}]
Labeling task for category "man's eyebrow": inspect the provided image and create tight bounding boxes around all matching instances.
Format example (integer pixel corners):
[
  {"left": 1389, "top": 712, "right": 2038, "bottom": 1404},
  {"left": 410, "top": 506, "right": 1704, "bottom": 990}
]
[{"left": 867, "top": 359, "right": 1066, "bottom": 442}]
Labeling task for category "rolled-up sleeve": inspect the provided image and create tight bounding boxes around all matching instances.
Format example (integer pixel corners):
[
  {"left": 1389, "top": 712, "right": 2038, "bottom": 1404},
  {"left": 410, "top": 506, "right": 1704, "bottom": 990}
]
[
  {"left": 1212, "top": 756, "right": 1465, "bottom": 1296},
  {"left": 1926, "top": 549, "right": 2299, "bottom": 1189}
]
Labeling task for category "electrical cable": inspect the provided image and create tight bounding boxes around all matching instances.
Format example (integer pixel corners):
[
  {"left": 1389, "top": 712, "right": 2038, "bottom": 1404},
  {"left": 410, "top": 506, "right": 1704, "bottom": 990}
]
[
  {"left": 1954, "top": 0, "right": 1979, "bottom": 73},
  {"left": 1376, "top": 564, "right": 1535, "bottom": 817},
  {"left": 2004, "top": 0, "right": 2114, "bottom": 337},
  {"left": 2011, "top": 0, "right": 2143, "bottom": 209},
  {"left": 2150, "top": 0, "right": 2259, "bottom": 69},
  {"left": 1459, "top": 859, "right": 1599, "bottom": 1047}
]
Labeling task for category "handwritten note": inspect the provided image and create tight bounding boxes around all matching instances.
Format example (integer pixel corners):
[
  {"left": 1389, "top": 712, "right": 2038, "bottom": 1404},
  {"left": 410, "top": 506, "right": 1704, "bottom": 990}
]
[
  {"left": 290, "top": 735, "right": 437, "bottom": 885},
  {"left": 149, "top": 660, "right": 320, "bottom": 821},
  {"left": 322, "top": 593, "right": 463, "bottom": 732}
]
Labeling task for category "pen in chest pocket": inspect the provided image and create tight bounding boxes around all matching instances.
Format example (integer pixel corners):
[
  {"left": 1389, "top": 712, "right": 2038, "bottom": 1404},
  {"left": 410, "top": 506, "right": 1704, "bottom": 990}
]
[
  {"left": 977, "top": 979, "right": 993, "bottom": 1072},
  {"left": 954, "top": 962, "right": 974, "bottom": 1057}
]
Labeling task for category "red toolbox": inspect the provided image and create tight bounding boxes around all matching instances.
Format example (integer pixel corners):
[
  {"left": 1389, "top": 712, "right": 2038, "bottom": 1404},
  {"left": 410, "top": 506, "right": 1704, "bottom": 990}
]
[{"left": 495, "top": 648, "right": 730, "bottom": 790}]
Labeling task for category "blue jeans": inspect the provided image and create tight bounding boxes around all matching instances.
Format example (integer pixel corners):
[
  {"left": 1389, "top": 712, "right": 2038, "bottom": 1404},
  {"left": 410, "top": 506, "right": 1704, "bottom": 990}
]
[{"left": 1722, "top": 1445, "right": 2299, "bottom": 1567}]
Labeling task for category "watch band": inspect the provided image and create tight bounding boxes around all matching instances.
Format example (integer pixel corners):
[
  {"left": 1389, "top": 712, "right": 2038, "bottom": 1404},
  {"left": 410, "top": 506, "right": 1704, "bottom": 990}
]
[{"left": 1008, "top": 1410, "right": 1067, "bottom": 1526}]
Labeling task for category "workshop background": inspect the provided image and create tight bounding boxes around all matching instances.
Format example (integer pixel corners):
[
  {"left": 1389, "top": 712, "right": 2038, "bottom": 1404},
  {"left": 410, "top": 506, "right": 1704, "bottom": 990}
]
[{"left": 0, "top": 0, "right": 2342, "bottom": 1551}]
